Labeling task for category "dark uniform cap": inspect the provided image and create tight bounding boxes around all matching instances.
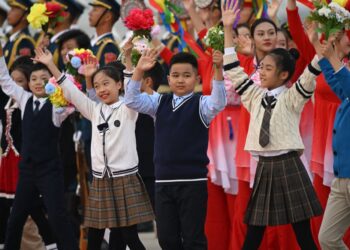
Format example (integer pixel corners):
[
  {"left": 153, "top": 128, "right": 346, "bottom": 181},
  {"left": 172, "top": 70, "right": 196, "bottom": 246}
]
[
  {"left": 89, "top": 0, "right": 120, "bottom": 14},
  {"left": 6, "top": 0, "right": 33, "bottom": 11},
  {"left": 51, "top": 0, "right": 84, "bottom": 15}
]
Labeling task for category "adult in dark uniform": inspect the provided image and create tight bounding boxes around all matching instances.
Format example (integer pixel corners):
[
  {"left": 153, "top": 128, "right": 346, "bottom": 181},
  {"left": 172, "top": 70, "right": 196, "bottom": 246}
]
[
  {"left": 89, "top": 0, "right": 120, "bottom": 66},
  {"left": 3, "top": 0, "right": 34, "bottom": 69},
  {"left": 0, "top": 1, "right": 9, "bottom": 47},
  {"left": 47, "top": 0, "right": 84, "bottom": 70}
]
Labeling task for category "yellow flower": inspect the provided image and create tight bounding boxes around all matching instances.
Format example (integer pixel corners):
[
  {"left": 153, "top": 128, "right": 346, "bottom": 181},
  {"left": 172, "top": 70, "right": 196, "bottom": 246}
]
[
  {"left": 332, "top": 0, "right": 347, "bottom": 7},
  {"left": 49, "top": 86, "right": 68, "bottom": 107},
  {"left": 27, "top": 3, "right": 48, "bottom": 29}
]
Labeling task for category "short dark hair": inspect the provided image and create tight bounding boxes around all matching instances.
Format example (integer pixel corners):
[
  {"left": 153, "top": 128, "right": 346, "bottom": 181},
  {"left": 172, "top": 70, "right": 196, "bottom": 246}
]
[
  {"left": 169, "top": 52, "right": 198, "bottom": 72},
  {"left": 91, "top": 66, "right": 122, "bottom": 86},
  {"left": 10, "top": 56, "right": 34, "bottom": 82},
  {"left": 143, "top": 61, "right": 167, "bottom": 91},
  {"left": 31, "top": 63, "right": 52, "bottom": 77},
  {"left": 250, "top": 18, "right": 278, "bottom": 38},
  {"left": 58, "top": 29, "right": 91, "bottom": 53},
  {"left": 268, "top": 48, "right": 299, "bottom": 83}
]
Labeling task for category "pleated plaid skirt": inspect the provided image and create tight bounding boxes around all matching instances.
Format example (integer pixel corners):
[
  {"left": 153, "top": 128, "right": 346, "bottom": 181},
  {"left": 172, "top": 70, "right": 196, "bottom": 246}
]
[
  {"left": 84, "top": 173, "right": 155, "bottom": 229},
  {"left": 244, "top": 151, "right": 322, "bottom": 226}
]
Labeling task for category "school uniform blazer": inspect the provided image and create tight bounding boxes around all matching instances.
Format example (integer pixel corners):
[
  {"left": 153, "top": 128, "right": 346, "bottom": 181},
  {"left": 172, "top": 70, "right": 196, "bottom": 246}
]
[
  {"left": 59, "top": 76, "right": 139, "bottom": 178},
  {"left": 223, "top": 50, "right": 321, "bottom": 154}
]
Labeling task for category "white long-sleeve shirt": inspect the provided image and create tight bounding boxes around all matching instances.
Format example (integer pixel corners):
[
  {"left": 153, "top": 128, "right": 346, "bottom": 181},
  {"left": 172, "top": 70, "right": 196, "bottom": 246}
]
[{"left": 59, "top": 75, "right": 139, "bottom": 178}]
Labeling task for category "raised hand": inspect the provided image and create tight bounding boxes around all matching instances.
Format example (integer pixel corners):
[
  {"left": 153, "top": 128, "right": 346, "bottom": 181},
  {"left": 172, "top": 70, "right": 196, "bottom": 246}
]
[
  {"left": 305, "top": 20, "right": 318, "bottom": 45},
  {"left": 236, "top": 35, "right": 253, "bottom": 56},
  {"left": 212, "top": 50, "right": 224, "bottom": 68},
  {"left": 268, "top": 0, "right": 282, "bottom": 20},
  {"left": 183, "top": 0, "right": 195, "bottom": 11},
  {"left": 83, "top": 56, "right": 98, "bottom": 78},
  {"left": 135, "top": 49, "right": 158, "bottom": 72},
  {"left": 221, "top": 0, "right": 240, "bottom": 28},
  {"left": 33, "top": 47, "right": 53, "bottom": 66},
  {"left": 122, "top": 38, "right": 133, "bottom": 57}
]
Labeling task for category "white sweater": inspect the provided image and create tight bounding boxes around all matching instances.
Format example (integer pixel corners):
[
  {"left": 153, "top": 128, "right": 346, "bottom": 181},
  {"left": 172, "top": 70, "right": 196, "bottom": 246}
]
[
  {"left": 60, "top": 77, "right": 139, "bottom": 178},
  {"left": 224, "top": 52, "right": 321, "bottom": 154}
]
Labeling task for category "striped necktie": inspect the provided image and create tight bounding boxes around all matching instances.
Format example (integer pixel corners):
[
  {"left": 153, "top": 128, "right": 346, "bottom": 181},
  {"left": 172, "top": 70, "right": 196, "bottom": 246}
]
[{"left": 259, "top": 95, "right": 276, "bottom": 147}]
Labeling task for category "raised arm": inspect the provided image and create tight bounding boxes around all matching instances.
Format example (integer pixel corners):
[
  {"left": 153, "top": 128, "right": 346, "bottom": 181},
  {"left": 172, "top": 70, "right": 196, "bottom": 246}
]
[
  {"left": 285, "top": 55, "right": 321, "bottom": 111},
  {"left": 200, "top": 50, "right": 226, "bottom": 124},
  {"left": 33, "top": 48, "right": 96, "bottom": 120},
  {"left": 318, "top": 37, "right": 350, "bottom": 100},
  {"left": 0, "top": 46, "right": 31, "bottom": 110},
  {"left": 286, "top": 0, "right": 316, "bottom": 63},
  {"left": 222, "top": 1, "right": 263, "bottom": 111},
  {"left": 124, "top": 49, "right": 161, "bottom": 117}
]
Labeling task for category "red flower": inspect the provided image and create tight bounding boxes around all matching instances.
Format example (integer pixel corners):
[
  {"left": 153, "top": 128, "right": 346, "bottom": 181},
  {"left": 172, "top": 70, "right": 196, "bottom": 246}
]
[
  {"left": 124, "top": 8, "right": 154, "bottom": 31},
  {"left": 45, "top": 2, "right": 63, "bottom": 18}
]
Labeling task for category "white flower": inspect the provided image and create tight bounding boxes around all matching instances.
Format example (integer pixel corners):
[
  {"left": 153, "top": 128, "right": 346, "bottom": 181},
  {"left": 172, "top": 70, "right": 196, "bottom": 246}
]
[{"left": 318, "top": 6, "right": 332, "bottom": 17}]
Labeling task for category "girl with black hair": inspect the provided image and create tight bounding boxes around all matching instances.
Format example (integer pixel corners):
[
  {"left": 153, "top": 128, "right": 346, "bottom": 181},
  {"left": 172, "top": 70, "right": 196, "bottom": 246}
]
[
  {"left": 33, "top": 47, "right": 154, "bottom": 250},
  {"left": 223, "top": 2, "right": 323, "bottom": 249}
]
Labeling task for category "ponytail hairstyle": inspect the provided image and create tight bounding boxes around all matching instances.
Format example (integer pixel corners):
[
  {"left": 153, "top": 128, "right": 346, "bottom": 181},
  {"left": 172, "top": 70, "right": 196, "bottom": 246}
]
[{"left": 268, "top": 48, "right": 299, "bottom": 83}]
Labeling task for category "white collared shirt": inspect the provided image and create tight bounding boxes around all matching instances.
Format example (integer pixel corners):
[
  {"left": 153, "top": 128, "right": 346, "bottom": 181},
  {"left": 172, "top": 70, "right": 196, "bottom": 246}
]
[
  {"left": 9, "top": 30, "right": 20, "bottom": 42},
  {"left": 101, "top": 99, "right": 123, "bottom": 119},
  {"left": 50, "top": 30, "right": 69, "bottom": 43},
  {"left": 91, "top": 32, "right": 113, "bottom": 47},
  {"left": 266, "top": 85, "right": 287, "bottom": 98},
  {"left": 172, "top": 92, "right": 193, "bottom": 108}
]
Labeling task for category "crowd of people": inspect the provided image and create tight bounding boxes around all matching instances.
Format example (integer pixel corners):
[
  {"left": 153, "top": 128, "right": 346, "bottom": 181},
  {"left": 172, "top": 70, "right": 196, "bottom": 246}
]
[{"left": 0, "top": 0, "right": 349, "bottom": 249}]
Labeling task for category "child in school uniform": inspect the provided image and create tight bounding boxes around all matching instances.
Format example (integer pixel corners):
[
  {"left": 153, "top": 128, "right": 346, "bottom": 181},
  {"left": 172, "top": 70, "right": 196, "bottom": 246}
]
[
  {"left": 222, "top": 4, "right": 322, "bottom": 250},
  {"left": 0, "top": 56, "right": 57, "bottom": 250},
  {"left": 124, "top": 50, "right": 227, "bottom": 250},
  {"left": 0, "top": 46, "right": 78, "bottom": 250},
  {"left": 33, "top": 47, "right": 154, "bottom": 250}
]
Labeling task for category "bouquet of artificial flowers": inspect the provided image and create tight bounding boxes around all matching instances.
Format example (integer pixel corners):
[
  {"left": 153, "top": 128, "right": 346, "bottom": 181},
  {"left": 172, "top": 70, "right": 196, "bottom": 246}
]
[
  {"left": 65, "top": 48, "right": 97, "bottom": 78},
  {"left": 45, "top": 75, "right": 82, "bottom": 112},
  {"left": 27, "top": 2, "right": 67, "bottom": 32},
  {"left": 203, "top": 25, "right": 225, "bottom": 52},
  {"left": 308, "top": 0, "right": 350, "bottom": 39},
  {"left": 124, "top": 8, "right": 155, "bottom": 65}
]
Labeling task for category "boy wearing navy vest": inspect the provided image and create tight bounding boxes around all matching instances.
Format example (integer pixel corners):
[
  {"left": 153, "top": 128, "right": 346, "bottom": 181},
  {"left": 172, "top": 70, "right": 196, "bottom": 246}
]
[
  {"left": 0, "top": 46, "right": 78, "bottom": 250},
  {"left": 125, "top": 50, "right": 226, "bottom": 250}
]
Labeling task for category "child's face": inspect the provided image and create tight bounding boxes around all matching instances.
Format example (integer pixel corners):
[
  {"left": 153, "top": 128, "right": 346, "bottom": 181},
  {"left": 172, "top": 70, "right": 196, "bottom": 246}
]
[
  {"left": 93, "top": 72, "right": 121, "bottom": 105},
  {"left": 253, "top": 22, "right": 277, "bottom": 54},
  {"left": 168, "top": 63, "right": 199, "bottom": 96},
  {"left": 61, "top": 39, "right": 79, "bottom": 64},
  {"left": 29, "top": 70, "right": 51, "bottom": 98},
  {"left": 259, "top": 55, "right": 287, "bottom": 90},
  {"left": 276, "top": 31, "right": 288, "bottom": 50},
  {"left": 11, "top": 70, "right": 28, "bottom": 90}
]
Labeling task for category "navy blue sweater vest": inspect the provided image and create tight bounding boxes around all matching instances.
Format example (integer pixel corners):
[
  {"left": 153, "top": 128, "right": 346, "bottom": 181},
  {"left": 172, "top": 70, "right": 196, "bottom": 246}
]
[
  {"left": 21, "top": 97, "right": 60, "bottom": 163},
  {"left": 154, "top": 94, "right": 209, "bottom": 181}
]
